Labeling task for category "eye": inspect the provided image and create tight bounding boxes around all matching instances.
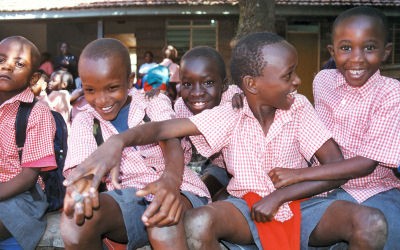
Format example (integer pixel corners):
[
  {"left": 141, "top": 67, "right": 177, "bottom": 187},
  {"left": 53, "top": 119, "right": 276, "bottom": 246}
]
[
  {"left": 340, "top": 45, "right": 351, "bottom": 52},
  {"left": 108, "top": 85, "right": 120, "bottom": 91},
  {"left": 15, "top": 61, "right": 25, "bottom": 68},
  {"left": 83, "top": 87, "right": 94, "bottom": 94},
  {"left": 203, "top": 80, "right": 215, "bottom": 87},
  {"left": 283, "top": 72, "right": 292, "bottom": 81},
  {"left": 365, "top": 45, "right": 376, "bottom": 51},
  {"left": 181, "top": 82, "right": 191, "bottom": 88},
  {"left": 0, "top": 57, "right": 5, "bottom": 63}
]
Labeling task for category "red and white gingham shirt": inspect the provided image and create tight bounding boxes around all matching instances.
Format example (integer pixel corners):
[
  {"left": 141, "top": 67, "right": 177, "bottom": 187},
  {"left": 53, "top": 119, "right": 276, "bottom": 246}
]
[
  {"left": 314, "top": 69, "right": 400, "bottom": 202},
  {"left": 189, "top": 94, "right": 331, "bottom": 221},
  {"left": 174, "top": 84, "right": 242, "bottom": 167},
  {"left": 0, "top": 88, "right": 56, "bottom": 182},
  {"left": 64, "top": 89, "right": 210, "bottom": 200}
]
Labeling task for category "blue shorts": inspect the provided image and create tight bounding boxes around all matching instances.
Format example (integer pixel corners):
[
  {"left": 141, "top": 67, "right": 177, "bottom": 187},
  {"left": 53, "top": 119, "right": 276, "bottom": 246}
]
[
  {"left": 105, "top": 187, "right": 208, "bottom": 250},
  {"left": 0, "top": 184, "right": 48, "bottom": 250},
  {"left": 219, "top": 196, "right": 261, "bottom": 250},
  {"left": 301, "top": 188, "right": 400, "bottom": 250}
]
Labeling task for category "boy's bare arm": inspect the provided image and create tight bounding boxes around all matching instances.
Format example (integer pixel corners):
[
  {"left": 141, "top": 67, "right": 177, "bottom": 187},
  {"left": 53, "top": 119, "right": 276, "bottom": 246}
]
[
  {"left": 0, "top": 167, "right": 40, "bottom": 201},
  {"left": 64, "top": 118, "right": 200, "bottom": 190},
  {"left": 269, "top": 139, "right": 377, "bottom": 188},
  {"left": 137, "top": 138, "right": 185, "bottom": 227}
]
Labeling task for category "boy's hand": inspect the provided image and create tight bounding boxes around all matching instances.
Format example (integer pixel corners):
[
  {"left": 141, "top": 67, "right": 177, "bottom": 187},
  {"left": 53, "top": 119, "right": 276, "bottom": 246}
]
[
  {"left": 145, "top": 88, "right": 161, "bottom": 100},
  {"left": 231, "top": 92, "right": 244, "bottom": 110},
  {"left": 63, "top": 135, "right": 124, "bottom": 190},
  {"left": 63, "top": 177, "right": 99, "bottom": 226},
  {"left": 251, "top": 193, "right": 283, "bottom": 222},
  {"left": 136, "top": 173, "right": 182, "bottom": 227},
  {"left": 268, "top": 168, "right": 302, "bottom": 189}
]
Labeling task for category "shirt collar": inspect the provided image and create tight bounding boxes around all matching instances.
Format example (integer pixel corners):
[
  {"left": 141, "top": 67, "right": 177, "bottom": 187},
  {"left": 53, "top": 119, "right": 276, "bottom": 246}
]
[
  {"left": 335, "top": 70, "right": 382, "bottom": 98},
  {"left": 0, "top": 88, "right": 34, "bottom": 108}
]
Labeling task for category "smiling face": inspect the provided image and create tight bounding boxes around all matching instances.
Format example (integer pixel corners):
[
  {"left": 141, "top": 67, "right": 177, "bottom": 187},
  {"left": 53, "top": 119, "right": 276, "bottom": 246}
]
[
  {"left": 252, "top": 42, "right": 301, "bottom": 110},
  {"left": 0, "top": 37, "right": 38, "bottom": 100},
  {"left": 328, "top": 15, "right": 392, "bottom": 87},
  {"left": 79, "top": 56, "right": 130, "bottom": 121},
  {"left": 180, "top": 56, "right": 226, "bottom": 115}
]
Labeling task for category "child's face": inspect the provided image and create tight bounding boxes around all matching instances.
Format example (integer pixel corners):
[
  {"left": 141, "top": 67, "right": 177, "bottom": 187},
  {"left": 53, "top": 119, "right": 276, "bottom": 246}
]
[
  {"left": 328, "top": 15, "right": 392, "bottom": 87},
  {"left": 253, "top": 42, "right": 300, "bottom": 110},
  {"left": 0, "top": 38, "right": 35, "bottom": 96},
  {"left": 48, "top": 74, "right": 63, "bottom": 91},
  {"left": 79, "top": 56, "right": 130, "bottom": 121},
  {"left": 180, "top": 56, "right": 226, "bottom": 115}
]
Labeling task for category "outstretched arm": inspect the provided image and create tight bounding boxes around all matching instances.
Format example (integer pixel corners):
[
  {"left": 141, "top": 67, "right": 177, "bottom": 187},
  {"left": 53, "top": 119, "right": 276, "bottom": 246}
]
[{"left": 64, "top": 118, "right": 200, "bottom": 189}]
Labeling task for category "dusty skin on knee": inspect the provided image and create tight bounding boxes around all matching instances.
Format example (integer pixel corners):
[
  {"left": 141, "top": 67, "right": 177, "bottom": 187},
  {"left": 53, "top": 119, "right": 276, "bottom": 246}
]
[
  {"left": 184, "top": 207, "right": 218, "bottom": 247},
  {"left": 352, "top": 207, "right": 388, "bottom": 249}
]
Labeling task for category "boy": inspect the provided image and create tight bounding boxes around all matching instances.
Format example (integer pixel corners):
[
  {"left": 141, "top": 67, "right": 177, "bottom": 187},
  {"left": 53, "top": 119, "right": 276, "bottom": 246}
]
[
  {"left": 60, "top": 38, "right": 210, "bottom": 250},
  {"left": 64, "top": 32, "right": 387, "bottom": 250},
  {"left": 175, "top": 46, "right": 241, "bottom": 199},
  {"left": 0, "top": 36, "right": 57, "bottom": 250},
  {"left": 273, "top": 7, "right": 400, "bottom": 249}
]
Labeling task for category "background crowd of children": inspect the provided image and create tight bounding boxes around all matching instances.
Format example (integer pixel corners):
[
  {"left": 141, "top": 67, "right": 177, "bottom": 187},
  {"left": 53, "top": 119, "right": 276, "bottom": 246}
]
[{"left": 0, "top": 5, "right": 399, "bottom": 250}]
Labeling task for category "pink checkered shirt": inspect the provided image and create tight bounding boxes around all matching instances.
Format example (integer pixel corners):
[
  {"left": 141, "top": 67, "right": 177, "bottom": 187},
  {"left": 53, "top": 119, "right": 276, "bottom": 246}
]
[
  {"left": 314, "top": 69, "right": 400, "bottom": 202},
  {"left": 0, "top": 88, "right": 56, "bottom": 182},
  {"left": 174, "top": 84, "right": 242, "bottom": 167},
  {"left": 64, "top": 90, "right": 210, "bottom": 200},
  {"left": 189, "top": 94, "right": 331, "bottom": 221}
]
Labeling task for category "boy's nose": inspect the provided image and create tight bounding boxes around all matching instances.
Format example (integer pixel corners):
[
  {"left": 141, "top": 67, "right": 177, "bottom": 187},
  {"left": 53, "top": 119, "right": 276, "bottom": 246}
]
[
  {"left": 350, "top": 48, "right": 364, "bottom": 62},
  {"left": 191, "top": 83, "right": 205, "bottom": 96}
]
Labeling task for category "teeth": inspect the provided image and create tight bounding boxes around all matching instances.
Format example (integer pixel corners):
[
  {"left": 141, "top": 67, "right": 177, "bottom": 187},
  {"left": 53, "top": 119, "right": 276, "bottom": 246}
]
[
  {"left": 349, "top": 70, "right": 364, "bottom": 75},
  {"left": 288, "top": 90, "right": 297, "bottom": 98},
  {"left": 193, "top": 102, "right": 205, "bottom": 106},
  {"left": 102, "top": 106, "right": 112, "bottom": 111}
]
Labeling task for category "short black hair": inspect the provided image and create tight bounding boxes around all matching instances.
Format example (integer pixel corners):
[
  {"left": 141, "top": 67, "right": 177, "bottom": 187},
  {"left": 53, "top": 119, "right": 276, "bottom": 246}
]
[
  {"left": 144, "top": 51, "right": 154, "bottom": 58},
  {"left": 332, "top": 6, "right": 389, "bottom": 44},
  {"left": 79, "top": 38, "right": 131, "bottom": 77},
  {"left": 181, "top": 46, "right": 226, "bottom": 80},
  {"left": 230, "top": 32, "right": 284, "bottom": 88}
]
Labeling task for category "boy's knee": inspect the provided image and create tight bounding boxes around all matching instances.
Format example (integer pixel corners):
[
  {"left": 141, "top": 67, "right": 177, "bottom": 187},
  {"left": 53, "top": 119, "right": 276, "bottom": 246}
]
[
  {"left": 184, "top": 207, "right": 216, "bottom": 245},
  {"left": 60, "top": 214, "right": 85, "bottom": 247},
  {"left": 353, "top": 208, "right": 387, "bottom": 248}
]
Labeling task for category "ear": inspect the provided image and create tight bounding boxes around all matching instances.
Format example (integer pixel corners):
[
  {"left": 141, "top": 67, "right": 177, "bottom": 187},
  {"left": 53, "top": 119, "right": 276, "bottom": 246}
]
[
  {"left": 242, "top": 75, "right": 258, "bottom": 95},
  {"left": 128, "top": 72, "right": 135, "bottom": 89},
  {"left": 327, "top": 45, "right": 335, "bottom": 57},
  {"left": 29, "top": 72, "right": 41, "bottom": 87},
  {"left": 382, "top": 42, "right": 393, "bottom": 62},
  {"left": 61, "top": 81, "right": 68, "bottom": 89}
]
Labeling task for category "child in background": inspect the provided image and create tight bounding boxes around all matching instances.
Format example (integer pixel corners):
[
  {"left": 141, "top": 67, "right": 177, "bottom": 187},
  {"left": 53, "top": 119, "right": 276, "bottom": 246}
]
[
  {"left": 273, "top": 6, "right": 400, "bottom": 249},
  {"left": 0, "top": 36, "right": 57, "bottom": 250},
  {"left": 60, "top": 38, "right": 210, "bottom": 250},
  {"left": 137, "top": 50, "right": 157, "bottom": 89},
  {"left": 175, "top": 46, "right": 241, "bottom": 199},
  {"left": 160, "top": 45, "right": 180, "bottom": 102},
  {"left": 30, "top": 69, "right": 50, "bottom": 104},
  {"left": 64, "top": 32, "right": 387, "bottom": 250},
  {"left": 47, "top": 70, "right": 72, "bottom": 128}
]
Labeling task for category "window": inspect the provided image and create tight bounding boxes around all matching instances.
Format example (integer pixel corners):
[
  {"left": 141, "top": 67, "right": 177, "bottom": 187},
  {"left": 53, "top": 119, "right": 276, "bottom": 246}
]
[
  {"left": 166, "top": 19, "right": 218, "bottom": 59},
  {"left": 389, "top": 23, "right": 400, "bottom": 64}
]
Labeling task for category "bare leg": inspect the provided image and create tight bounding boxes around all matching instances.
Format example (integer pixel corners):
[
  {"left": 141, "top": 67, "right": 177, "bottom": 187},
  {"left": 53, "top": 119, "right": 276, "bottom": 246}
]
[
  {"left": 184, "top": 200, "right": 254, "bottom": 250},
  {"left": 147, "top": 195, "right": 192, "bottom": 250},
  {"left": 61, "top": 193, "right": 127, "bottom": 250},
  {"left": 309, "top": 200, "right": 387, "bottom": 250}
]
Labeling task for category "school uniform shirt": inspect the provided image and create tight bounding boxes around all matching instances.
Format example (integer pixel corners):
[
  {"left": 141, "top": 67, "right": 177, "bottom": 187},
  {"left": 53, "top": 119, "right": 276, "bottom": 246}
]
[
  {"left": 189, "top": 94, "right": 331, "bottom": 221},
  {"left": 0, "top": 88, "right": 56, "bottom": 182},
  {"left": 313, "top": 69, "right": 400, "bottom": 203},
  {"left": 174, "top": 84, "right": 242, "bottom": 168},
  {"left": 64, "top": 89, "right": 210, "bottom": 200}
]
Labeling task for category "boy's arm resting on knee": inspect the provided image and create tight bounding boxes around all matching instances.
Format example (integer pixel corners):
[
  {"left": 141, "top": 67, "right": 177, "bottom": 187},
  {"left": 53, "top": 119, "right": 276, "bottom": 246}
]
[
  {"left": 137, "top": 138, "right": 185, "bottom": 227},
  {"left": 0, "top": 167, "right": 40, "bottom": 201}
]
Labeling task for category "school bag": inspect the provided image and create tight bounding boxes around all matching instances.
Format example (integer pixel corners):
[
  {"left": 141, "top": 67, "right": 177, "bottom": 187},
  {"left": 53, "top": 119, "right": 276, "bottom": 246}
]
[
  {"left": 143, "top": 64, "right": 171, "bottom": 92},
  {"left": 15, "top": 100, "right": 68, "bottom": 212}
]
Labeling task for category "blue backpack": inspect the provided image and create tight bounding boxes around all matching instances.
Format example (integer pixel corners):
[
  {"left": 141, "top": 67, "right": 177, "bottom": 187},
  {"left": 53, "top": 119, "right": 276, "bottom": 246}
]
[{"left": 16, "top": 100, "right": 68, "bottom": 212}]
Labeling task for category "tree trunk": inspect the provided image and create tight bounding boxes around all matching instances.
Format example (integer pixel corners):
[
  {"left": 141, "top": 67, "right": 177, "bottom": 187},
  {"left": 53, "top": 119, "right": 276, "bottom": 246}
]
[{"left": 231, "top": 0, "right": 276, "bottom": 47}]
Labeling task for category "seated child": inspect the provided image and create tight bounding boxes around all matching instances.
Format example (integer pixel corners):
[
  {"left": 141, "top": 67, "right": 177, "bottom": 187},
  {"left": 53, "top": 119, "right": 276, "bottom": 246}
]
[
  {"left": 63, "top": 32, "right": 388, "bottom": 250},
  {"left": 0, "top": 36, "right": 57, "bottom": 250},
  {"left": 30, "top": 69, "right": 50, "bottom": 104},
  {"left": 272, "top": 7, "right": 400, "bottom": 249},
  {"left": 47, "top": 70, "right": 72, "bottom": 128},
  {"left": 174, "top": 46, "right": 241, "bottom": 199},
  {"left": 60, "top": 38, "right": 210, "bottom": 250}
]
